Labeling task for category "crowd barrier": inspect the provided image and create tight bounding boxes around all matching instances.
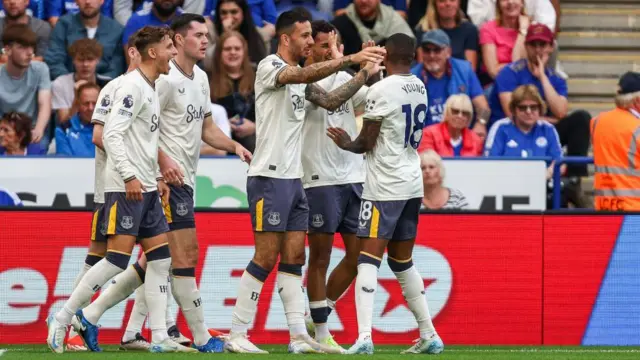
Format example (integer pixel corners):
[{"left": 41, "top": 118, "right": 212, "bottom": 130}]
[{"left": 1, "top": 210, "right": 639, "bottom": 346}]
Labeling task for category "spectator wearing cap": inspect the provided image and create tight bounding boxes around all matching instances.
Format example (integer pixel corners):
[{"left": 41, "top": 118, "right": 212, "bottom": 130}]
[
  {"left": 0, "top": 0, "right": 51, "bottom": 60},
  {"left": 591, "top": 72, "right": 640, "bottom": 211},
  {"left": 0, "top": 24, "right": 51, "bottom": 148},
  {"left": 489, "top": 23, "right": 591, "bottom": 182},
  {"left": 45, "top": 0, "right": 125, "bottom": 80},
  {"left": 331, "top": 0, "right": 414, "bottom": 60},
  {"left": 411, "top": 29, "right": 490, "bottom": 139},
  {"left": 51, "top": 38, "right": 108, "bottom": 125},
  {"left": 54, "top": 82, "right": 99, "bottom": 156},
  {"left": 414, "top": 0, "right": 479, "bottom": 71},
  {"left": 419, "top": 94, "right": 483, "bottom": 156},
  {"left": 478, "top": 0, "right": 528, "bottom": 82}
]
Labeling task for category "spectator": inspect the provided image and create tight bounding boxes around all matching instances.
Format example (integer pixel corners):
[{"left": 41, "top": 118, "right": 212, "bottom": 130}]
[
  {"left": 468, "top": 0, "right": 556, "bottom": 32},
  {"left": 0, "top": 111, "right": 46, "bottom": 155},
  {"left": 410, "top": 30, "right": 490, "bottom": 138},
  {"left": 334, "top": 0, "right": 407, "bottom": 20},
  {"left": 204, "top": 0, "right": 276, "bottom": 42},
  {"left": 479, "top": 0, "right": 528, "bottom": 81},
  {"left": 205, "top": 0, "right": 267, "bottom": 69},
  {"left": 200, "top": 103, "right": 231, "bottom": 155},
  {"left": 45, "top": 0, "right": 125, "bottom": 80},
  {"left": 0, "top": 0, "right": 44, "bottom": 19},
  {"left": 419, "top": 94, "right": 483, "bottom": 156},
  {"left": 122, "top": 0, "right": 180, "bottom": 48},
  {"left": 414, "top": 0, "right": 479, "bottom": 71},
  {"left": 0, "top": 186, "right": 22, "bottom": 206},
  {"left": 0, "top": 0, "right": 51, "bottom": 60},
  {"left": 0, "top": 25, "right": 51, "bottom": 148},
  {"left": 420, "top": 149, "right": 469, "bottom": 209},
  {"left": 331, "top": 0, "right": 414, "bottom": 59},
  {"left": 113, "top": 0, "right": 150, "bottom": 25},
  {"left": 47, "top": 0, "right": 113, "bottom": 27},
  {"left": 210, "top": 30, "right": 256, "bottom": 152},
  {"left": 51, "top": 38, "right": 107, "bottom": 125},
  {"left": 488, "top": 23, "right": 590, "bottom": 179},
  {"left": 485, "top": 85, "right": 562, "bottom": 178},
  {"left": 409, "top": 0, "right": 469, "bottom": 29},
  {"left": 54, "top": 82, "right": 99, "bottom": 156}
]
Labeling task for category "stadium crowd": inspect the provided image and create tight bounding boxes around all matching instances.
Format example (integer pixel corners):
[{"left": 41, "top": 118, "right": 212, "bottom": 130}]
[{"left": 0, "top": 0, "right": 593, "bottom": 206}]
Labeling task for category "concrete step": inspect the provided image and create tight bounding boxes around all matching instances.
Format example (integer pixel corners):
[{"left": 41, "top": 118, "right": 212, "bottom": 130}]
[
  {"left": 558, "top": 31, "right": 640, "bottom": 50},
  {"left": 559, "top": 51, "right": 640, "bottom": 78},
  {"left": 561, "top": 6, "right": 640, "bottom": 31},
  {"left": 569, "top": 97, "right": 611, "bottom": 117},
  {"left": 567, "top": 78, "right": 618, "bottom": 97}
]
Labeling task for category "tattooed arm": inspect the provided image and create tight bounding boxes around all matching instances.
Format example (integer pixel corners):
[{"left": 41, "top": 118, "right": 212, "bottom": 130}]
[
  {"left": 326, "top": 119, "right": 382, "bottom": 154},
  {"left": 305, "top": 69, "right": 370, "bottom": 111}
]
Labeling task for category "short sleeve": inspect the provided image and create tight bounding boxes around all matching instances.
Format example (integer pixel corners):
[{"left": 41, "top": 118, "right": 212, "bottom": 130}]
[
  {"left": 156, "top": 76, "right": 172, "bottom": 111},
  {"left": 363, "top": 86, "right": 392, "bottom": 121},
  {"left": 35, "top": 62, "right": 51, "bottom": 90},
  {"left": 550, "top": 74, "right": 568, "bottom": 98},
  {"left": 467, "top": 69, "right": 484, "bottom": 99},
  {"left": 463, "top": 22, "right": 480, "bottom": 52},
  {"left": 495, "top": 66, "right": 518, "bottom": 94},
  {"left": 546, "top": 124, "right": 563, "bottom": 160},
  {"left": 92, "top": 83, "right": 113, "bottom": 124},
  {"left": 479, "top": 21, "right": 497, "bottom": 46},
  {"left": 51, "top": 78, "right": 69, "bottom": 110},
  {"left": 256, "top": 56, "right": 289, "bottom": 90}
]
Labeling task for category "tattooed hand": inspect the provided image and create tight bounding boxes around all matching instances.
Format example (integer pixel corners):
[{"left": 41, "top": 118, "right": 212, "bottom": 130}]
[{"left": 326, "top": 127, "right": 353, "bottom": 150}]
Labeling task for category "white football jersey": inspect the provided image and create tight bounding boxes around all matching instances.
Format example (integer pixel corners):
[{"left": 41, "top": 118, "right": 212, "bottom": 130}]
[
  {"left": 361, "top": 74, "right": 427, "bottom": 201},
  {"left": 91, "top": 75, "right": 123, "bottom": 203},
  {"left": 248, "top": 54, "right": 307, "bottom": 179},
  {"left": 157, "top": 60, "right": 211, "bottom": 189},
  {"left": 302, "top": 71, "right": 367, "bottom": 188},
  {"left": 103, "top": 69, "right": 161, "bottom": 193}
]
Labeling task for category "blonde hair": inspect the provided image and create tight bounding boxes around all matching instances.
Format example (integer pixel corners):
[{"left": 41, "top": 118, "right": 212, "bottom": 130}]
[
  {"left": 443, "top": 94, "right": 474, "bottom": 121},
  {"left": 420, "top": 149, "right": 446, "bottom": 182},
  {"left": 509, "top": 84, "right": 548, "bottom": 115},
  {"left": 615, "top": 91, "right": 640, "bottom": 109},
  {"left": 495, "top": 0, "right": 526, "bottom": 27},
  {"left": 417, "top": 0, "right": 467, "bottom": 31}
]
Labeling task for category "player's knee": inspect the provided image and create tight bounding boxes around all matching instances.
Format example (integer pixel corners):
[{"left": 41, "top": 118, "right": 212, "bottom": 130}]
[
  {"left": 387, "top": 256, "right": 413, "bottom": 273},
  {"left": 185, "top": 241, "right": 199, "bottom": 267},
  {"left": 357, "top": 252, "right": 381, "bottom": 269},
  {"left": 105, "top": 250, "right": 131, "bottom": 270},
  {"left": 309, "top": 250, "right": 331, "bottom": 270},
  {"left": 146, "top": 243, "right": 171, "bottom": 262},
  {"left": 246, "top": 260, "right": 270, "bottom": 283},
  {"left": 252, "top": 251, "right": 278, "bottom": 272}
]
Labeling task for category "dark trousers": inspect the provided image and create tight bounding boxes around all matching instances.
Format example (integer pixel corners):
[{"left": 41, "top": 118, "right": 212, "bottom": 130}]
[{"left": 555, "top": 110, "right": 591, "bottom": 177}]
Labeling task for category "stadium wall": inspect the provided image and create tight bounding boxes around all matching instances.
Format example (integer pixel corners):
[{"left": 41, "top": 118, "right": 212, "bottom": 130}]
[{"left": 0, "top": 211, "right": 636, "bottom": 346}]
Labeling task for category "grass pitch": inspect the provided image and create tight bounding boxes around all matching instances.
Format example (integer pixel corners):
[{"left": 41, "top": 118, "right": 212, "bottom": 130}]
[{"left": 3, "top": 345, "right": 640, "bottom": 359}]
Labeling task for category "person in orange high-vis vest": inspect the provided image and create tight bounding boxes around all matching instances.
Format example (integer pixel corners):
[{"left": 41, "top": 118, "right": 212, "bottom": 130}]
[{"left": 592, "top": 72, "right": 640, "bottom": 211}]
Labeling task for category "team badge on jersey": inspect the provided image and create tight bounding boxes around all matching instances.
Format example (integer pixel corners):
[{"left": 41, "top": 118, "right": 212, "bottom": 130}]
[
  {"left": 272, "top": 60, "right": 283, "bottom": 69},
  {"left": 101, "top": 94, "right": 111, "bottom": 107},
  {"left": 311, "top": 214, "right": 324, "bottom": 228},
  {"left": 267, "top": 212, "right": 281, "bottom": 226},
  {"left": 121, "top": 216, "right": 134, "bottom": 229},
  {"left": 536, "top": 136, "right": 548, "bottom": 147},
  {"left": 123, "top": 95, "right": 134, "bottom": 108},
  {"left": 176, "top": 203, "right": 189, "bottom": 217}
]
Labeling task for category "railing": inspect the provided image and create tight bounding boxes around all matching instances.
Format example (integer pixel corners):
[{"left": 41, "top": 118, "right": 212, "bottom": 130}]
[{"left": 552, "top": 156, "right": 595, "bottom": 210}]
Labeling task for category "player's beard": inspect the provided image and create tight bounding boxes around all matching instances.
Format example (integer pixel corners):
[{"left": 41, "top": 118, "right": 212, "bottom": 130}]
[
  {"left": 154, "top": 2, "right": 177, "bottom": 17},
  {"left": 425, "top": 62, "right": 442, "bottom": 73},
  {"left": 5, "top": 9, "right": 25, "bottom": 21},
  {"left": 80, "top": 8, "right": 100, "bottom": 19}
]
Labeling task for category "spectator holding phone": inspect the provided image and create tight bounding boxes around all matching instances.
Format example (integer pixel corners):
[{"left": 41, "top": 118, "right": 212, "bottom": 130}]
[{"left": 210, "top": 30, "right": 256, "bottom": 152}]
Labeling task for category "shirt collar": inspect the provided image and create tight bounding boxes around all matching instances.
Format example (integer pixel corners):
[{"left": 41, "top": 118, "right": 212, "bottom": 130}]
[{"left": 420, "top": 59, "right": 452, "bottom": 85}]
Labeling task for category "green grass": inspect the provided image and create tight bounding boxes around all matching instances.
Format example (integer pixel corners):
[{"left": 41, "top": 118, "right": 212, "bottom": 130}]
[{"left": 4, "top": 345, "right": 640, "bottom": 359}]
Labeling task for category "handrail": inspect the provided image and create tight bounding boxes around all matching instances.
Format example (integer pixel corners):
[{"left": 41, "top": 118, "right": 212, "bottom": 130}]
[{"left": 552, "top": 157, "right": 594, "bottom": 209}]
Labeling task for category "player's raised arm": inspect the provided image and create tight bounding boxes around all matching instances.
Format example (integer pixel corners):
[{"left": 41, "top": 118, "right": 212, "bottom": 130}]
[
  {"left": 103, "top": 85, "right": 142, "bottom": 183},
  {"left": 201, "top": 114, "right": 253, "bottom": 163}
]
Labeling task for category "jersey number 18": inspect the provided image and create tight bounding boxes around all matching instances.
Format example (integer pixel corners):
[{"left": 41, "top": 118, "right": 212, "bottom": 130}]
[{"left": 401, "top": 104, "right": 427, "bottom": 149}]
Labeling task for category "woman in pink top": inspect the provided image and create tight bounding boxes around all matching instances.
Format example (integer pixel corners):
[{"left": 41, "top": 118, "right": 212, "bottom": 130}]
[{"left": 479, "top": 0, "right": 530, "bottom": 80}]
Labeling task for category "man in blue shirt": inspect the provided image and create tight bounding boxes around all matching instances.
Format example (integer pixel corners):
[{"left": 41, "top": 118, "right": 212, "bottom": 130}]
[
  {"left": 46, "top": 0, "right": 113, "bottom": 27},
  {"left": 122, "top": 0, "right": 180, "bottom": 46},
  {"left": 410, "top": 29, "right": 490, "bottom": 139},
  {"left": 55, "top": 82, "right": 99, "bottom": 156},
  {"left": 45, "top": 0, "right": 125, "bottom": 80},
  {"left": 488, "top": 23, "right": 590, "bottom": 178}
]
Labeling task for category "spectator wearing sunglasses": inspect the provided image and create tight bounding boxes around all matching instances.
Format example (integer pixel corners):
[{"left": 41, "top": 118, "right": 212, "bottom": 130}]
[
  {"left": 411, "top": 29, "right": 490, "bottom": 141},
  {"left": 485, "top": 84, "right": 562, "bottom": 179},
  {"left": 0, "top": 111, "right": 46, "bottom": 155},
  {"left": 419, "top": 94, "right": 482, "bottom": 157}
]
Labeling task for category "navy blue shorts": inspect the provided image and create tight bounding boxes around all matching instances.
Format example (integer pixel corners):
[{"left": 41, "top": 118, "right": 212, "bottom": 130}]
[
  {"left": 90, "top": 203, "right": 107, "bottom": 242},
  {"left": 356, "top": 198, "right": 422, "bottom": 241},
  {"left": 247, "top": 176, "right": 309, "bottom": 232},
  {"left": 305, "top": 183, "right": 363, "bottom": 234},
  {"left": 103, "top": 191, "right": 169, "bottom": 239},
  {"left": 162, "top": 184, "right": 195, "bottom": 231}
]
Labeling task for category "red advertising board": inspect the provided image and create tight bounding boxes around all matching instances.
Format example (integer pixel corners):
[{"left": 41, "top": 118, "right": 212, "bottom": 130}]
[{"left": 0, "top": 211, "right": 620, "bottom": 345}]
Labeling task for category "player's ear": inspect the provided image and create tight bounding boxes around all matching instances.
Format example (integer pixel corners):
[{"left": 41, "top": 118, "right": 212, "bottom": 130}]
[
  {"left": 147, "top": 46, "right": 157, "bottom": 60},
  {"left": 280, "top": 33, "right": 290, "bottom": 47},
  {"left": 174, "top": 33, "right": 184, "bottom": 47}
]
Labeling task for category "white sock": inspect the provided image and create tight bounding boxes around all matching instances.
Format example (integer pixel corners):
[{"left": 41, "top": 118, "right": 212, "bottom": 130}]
[
  {"left": 69, "top": 263, "right": 92, "bottom": 338},
  {"left": 309, "top": 300, "right": 330, "bottom": 341},
  {"left": 394, "top": 266, "right": 436, "bottom": 339},
  {"left": 231, "top": 262, "right": 268, "bottom": 335},
  {"left": 355, "top": 263, "right": 378, "bottom": 340},
  {"left": 55, "top": 258, "right": 123, "bottom": 325},
  {"left": 277, "top": 265, "right": 306, "bottom": 337},
  {"left": 83, "top": 265, "right": 142, "bottom": 325},
  {"left": 123, "top": 285, "right": 148, "bottom": 342},
  {"left": 165, "top": 280, "right": 177, "bottom": 330},
  {"left": 146, "top": 258, "right": 171, "bottom": 343},
  {"left": 171, "top": 275, "right": 211, "bottom": 346}
]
